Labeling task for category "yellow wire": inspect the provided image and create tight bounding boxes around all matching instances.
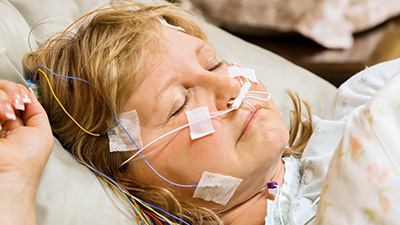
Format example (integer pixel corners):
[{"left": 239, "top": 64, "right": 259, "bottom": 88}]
[
  {"left": 101, "top": 176, "right": 176, "bottom": 225},
  {"left": 38, "top": 68, "right": 175, "bottom": 224},
  {"left": 132, "top": 196, "right": 175, "bottom": 225},
  {"left": 36, "top": 68, "right": 100, "bottom": 136},
  {"left": 101, "top": 177, "right": 149, "bottom": 225}
]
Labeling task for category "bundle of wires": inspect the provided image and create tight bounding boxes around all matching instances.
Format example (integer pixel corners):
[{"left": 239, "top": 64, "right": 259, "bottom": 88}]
[
  {"left": 28, "top": 3, "right": 194, "bottom": 224},
  {"left": 29, "top": 65, "right": 190, "bottom": 225}
]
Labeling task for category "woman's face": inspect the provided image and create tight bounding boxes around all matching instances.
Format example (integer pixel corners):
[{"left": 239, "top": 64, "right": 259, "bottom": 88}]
[{"left": 123, "top": 26, "right": 289, "bottom": 211}]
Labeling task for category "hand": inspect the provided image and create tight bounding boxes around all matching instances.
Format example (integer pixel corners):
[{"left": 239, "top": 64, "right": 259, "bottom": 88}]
[{"left": 0, "top": 80, "right": 53, "bottom": 225}]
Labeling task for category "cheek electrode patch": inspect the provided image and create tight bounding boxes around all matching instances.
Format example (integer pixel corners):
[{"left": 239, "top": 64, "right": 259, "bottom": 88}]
[
  {"left": 193, "top": 171, "right": 243, "bottom": 205},
  {"left": 185, "top": 106, "right": 215, "bottom": 140},
  {"left": 108, "top": 109, "right": 143, "bottom": 152}
]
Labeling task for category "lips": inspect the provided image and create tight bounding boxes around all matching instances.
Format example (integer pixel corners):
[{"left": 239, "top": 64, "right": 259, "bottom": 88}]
[{"left": 239, "top": 104, "right": 262, "bottom": 138}]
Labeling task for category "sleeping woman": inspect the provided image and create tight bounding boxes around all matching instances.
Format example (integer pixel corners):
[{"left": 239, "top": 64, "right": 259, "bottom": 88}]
[{"left": 19, "top": 2, "right": 400, "bottom": 225}]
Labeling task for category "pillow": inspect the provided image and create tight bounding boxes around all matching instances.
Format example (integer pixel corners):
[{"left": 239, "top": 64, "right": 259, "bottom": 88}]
[
  {"left": 316, "top": 73, "right": 400, "bottom": 224},
  {"left": 1, "top": 0, "right": 336, "bottom": 224},
  {"left": 188, "top": 0, "right": 400, "bottom": 49}
]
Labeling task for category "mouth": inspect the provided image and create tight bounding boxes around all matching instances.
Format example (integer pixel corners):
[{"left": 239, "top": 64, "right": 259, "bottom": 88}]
[{"left": 238, "top": 104, "right": 262, "bottom": 139}]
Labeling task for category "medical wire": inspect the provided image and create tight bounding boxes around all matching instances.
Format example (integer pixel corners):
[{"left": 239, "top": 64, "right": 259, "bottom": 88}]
[
  {"left": 120, "top": 107, "right": 237, "bottom": 165},
  {"left": 32, "top": 63, "right": 270, "bottom": 222},
  {"left": 32, "top": 66, "right": 188, "bottom": 225},
  {"left": 278, "top": 186, "right": 284, "bottom": 225},
  {"left": 34, "top": 68, "right": 99, "bottom": 136},
  {"left": 101, "top": 177, "right": 154, "bottom": 225},
  {"left": 269, "top": 183, "right": 299, "bottom": 225},
  {"left": 60, "top": 2, "right": 144, "bottom": 39},
  {"left": 88, "top": 159, "right": 176, "bottom": 225},
  {"left": 270, "top": 185, "right": 325, "bottom": 225},
  {"left": 122, "top": 77, "right": 271, "bottom": 164},
  {"left": 69, "top": 153, "right": 149, "bottom": 224},
  {"left": 33, "top": 65, "right": 196, "bottom": 188},
  {"left": 138, "top": 204, "right": 163, "bottom": 225}
]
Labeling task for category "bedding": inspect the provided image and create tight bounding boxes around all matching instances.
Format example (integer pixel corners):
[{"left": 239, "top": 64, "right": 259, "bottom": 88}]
[
  {"left": 3, "top": 0, "right": 399, "bottom": 224},
  {"left": 188, "top": 0, "right": 400, "bottom": 49},
  {"left": 299, "top": 58, "right": 400, "bottom": 225},
  {"left": 0, "top": 0, "right": 336, "bottom": 224},
  {"left": 315, "top": 72, "right": 400, "bottom": 224},
  {"left": 265, "top": 58, "right": 400, "bottom": 224}
]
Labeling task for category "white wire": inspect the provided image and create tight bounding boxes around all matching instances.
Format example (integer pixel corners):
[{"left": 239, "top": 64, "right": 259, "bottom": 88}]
[
  {"left": 120, "top": 107, "right": 236, "bottom": 166},
  {"left": 245, "top": 95, "right": 271, "bottom": 102},
  {"left": 120, "top": 67, "right": 272, "bottom": 166},
  {"left": 300, "top": 196, "right": 320, "bottom": 225},
  {"left": 281, "top": 189, "right": 297, "bottom": 225},
  {"left": 244, "top": 101, "right": 256, "bottom": 111},
  {"left": 120, "top": 123, "right": 190, "bottom": 166},
  {"left": 277, "top": 186, "right": 284, "bottom": 225},
  {"left": 270, "top": 191, "right": 277, "bottom": 225}
]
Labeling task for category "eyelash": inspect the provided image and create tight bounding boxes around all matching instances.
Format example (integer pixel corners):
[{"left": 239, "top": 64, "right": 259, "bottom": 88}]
[
  {"left": 208, "top": 60, "right": 223, "bottom": 72},
  {"left": 169, "top": 59, "right": 222, "bottom": 118},
  {"left": 170, "top": 95, "right": 188, "bottom": 117}
]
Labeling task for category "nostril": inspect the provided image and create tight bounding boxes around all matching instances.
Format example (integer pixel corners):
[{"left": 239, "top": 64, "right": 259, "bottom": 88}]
[{"left": 227, "top": 98, "right": 235, "bottom": 107}]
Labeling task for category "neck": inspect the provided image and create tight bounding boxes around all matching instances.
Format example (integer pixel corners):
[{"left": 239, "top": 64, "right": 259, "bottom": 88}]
[{"left": 219, "top": 160, "right": 285, "bottom": 224}]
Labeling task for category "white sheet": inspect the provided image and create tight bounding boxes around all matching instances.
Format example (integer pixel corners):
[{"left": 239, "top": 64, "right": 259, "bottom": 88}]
[{"left": 316, "top": 72, "right": 400, "bottom": 224}]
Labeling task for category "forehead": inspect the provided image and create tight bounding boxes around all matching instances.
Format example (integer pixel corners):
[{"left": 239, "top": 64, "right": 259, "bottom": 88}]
[{"left": 160, "top": 26, "right": 205, "bottom": 57}]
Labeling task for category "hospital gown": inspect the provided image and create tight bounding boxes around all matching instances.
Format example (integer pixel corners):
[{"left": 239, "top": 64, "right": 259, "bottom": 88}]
[{"left": 265, "top": 58, "right": 400, "bottom": 225}]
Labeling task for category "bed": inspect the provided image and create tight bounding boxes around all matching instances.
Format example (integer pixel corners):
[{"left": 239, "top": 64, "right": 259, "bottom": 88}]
[{"left": 0, "top": 0, "right": 347, "bottom": 224}]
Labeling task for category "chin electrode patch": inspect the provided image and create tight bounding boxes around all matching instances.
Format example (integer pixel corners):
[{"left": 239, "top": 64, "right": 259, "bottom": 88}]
[{"left": 193, "top": 171, "right": 243, "bottom": 205}]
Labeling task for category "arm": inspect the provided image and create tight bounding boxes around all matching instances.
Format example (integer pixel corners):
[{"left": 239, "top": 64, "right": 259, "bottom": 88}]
[{"left": 0, "top": 80, "right": 53, "bottom": 225}]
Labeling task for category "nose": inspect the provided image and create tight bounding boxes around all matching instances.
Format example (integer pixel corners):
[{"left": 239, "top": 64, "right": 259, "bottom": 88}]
[{"left": 199, "top": 70, "right": 242, "bottom": 111}]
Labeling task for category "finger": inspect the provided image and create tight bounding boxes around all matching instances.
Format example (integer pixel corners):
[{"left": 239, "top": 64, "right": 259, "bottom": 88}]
[
  {"left": 0, "top": 81, "right": 32, "bottom": 113},
  {"left": 16, "top": 84, "right": 32, "bottom": 105},
  {"left": 0, "top": 89, "right": 17, "bottom": 122},
  {"left": 1, "top": 113, "right": 23, "bottom": 131},
  {"left": 22, "top": 89, "right": 52, "bottom": 136}
]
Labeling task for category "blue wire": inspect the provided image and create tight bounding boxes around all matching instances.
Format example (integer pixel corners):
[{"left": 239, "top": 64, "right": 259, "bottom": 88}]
[
  {"left": 32, "top": 65, "right": 192, "bottom": 224},
  {"left": 32, "top": 65, "right": 197, "bottom": 187},
  {"left": 67, "top": 152, "right": 147, "bottom": 225},
  {"left": 69, "top": 151, "right": 191, "bottom": 225},
  {"left": 134, "top": 198, "right": 191, "bottom": 225},
  {"left": 140, "top": 151, "right": 197, "bottom": 188}
]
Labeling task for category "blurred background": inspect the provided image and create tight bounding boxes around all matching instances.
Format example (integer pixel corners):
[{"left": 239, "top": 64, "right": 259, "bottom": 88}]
[{"left": 169, "top": 0, "right": 400, "bottom": 87}]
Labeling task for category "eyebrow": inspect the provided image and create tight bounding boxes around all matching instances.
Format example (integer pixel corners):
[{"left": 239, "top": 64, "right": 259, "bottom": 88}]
[{"left": 196, "top": 42, "right": 207, "bottom": 57}]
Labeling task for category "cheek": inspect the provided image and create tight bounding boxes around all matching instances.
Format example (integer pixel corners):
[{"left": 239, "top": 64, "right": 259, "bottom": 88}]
[
  {"left": 171, "top": 122, "right": 230, "bottom": 163},
  {"left": 157, "top": 122, "right": 234, "bottom": 180}
]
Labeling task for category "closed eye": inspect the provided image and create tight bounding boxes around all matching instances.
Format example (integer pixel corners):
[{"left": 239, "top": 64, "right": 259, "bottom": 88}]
[
  {"left": 208, "top": 60, "right": 223, "bottom": 72},
  {"left": 170, "top": 95, "right": 188, "bottom": 118}
]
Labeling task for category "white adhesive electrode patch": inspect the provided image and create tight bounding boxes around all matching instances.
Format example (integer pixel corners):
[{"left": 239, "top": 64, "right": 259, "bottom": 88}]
[
  {"left": 193, "top": 171, "right": 243, "bottom": 205},
  {"left": 228, "top": 66, "right": 259, "bottom": 83},
  {"left": 185, "top": 106, "right": 215, "bottom": 140},
  {"left": 157, "top": 17, "right": 185, "bottom": 32},
  {"left": 108, "top": 109, "right": 143, "bottom": 152}
]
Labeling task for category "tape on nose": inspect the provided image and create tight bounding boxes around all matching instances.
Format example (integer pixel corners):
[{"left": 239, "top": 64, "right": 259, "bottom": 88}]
[{"left": 228, "top": 65, "right": 259, "bottom": 83}]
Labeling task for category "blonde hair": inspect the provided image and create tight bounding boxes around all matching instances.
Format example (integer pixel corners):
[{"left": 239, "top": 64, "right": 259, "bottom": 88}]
[{"left": 24, "top": 2, "right": 312, "bottom": 224}]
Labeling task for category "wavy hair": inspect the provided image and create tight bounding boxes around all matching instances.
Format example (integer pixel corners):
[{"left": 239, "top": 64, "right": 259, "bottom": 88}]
[{"left": 23, "top": 2, "right": 312, "bottom": 224}]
